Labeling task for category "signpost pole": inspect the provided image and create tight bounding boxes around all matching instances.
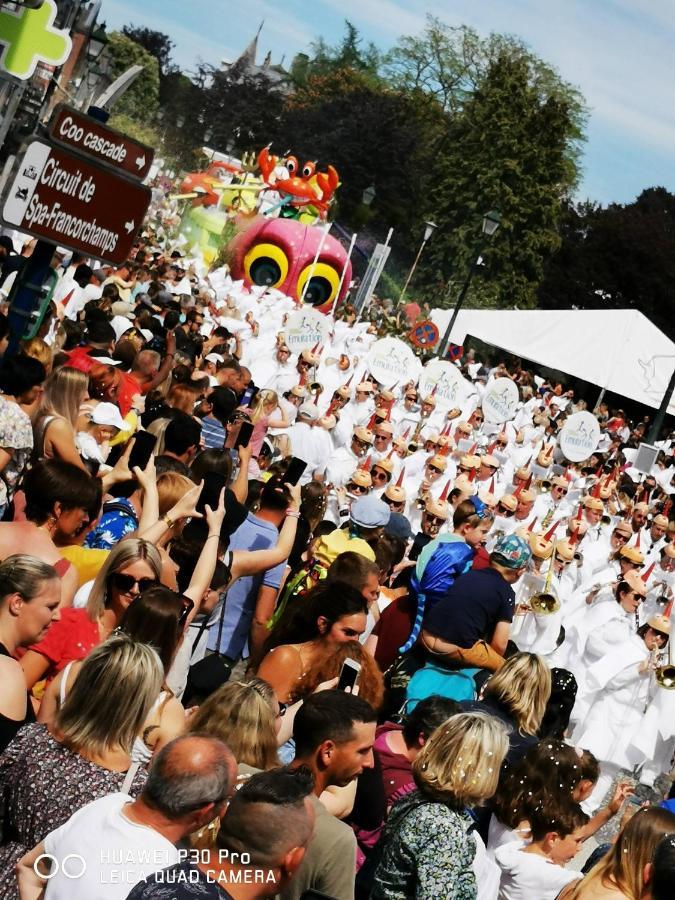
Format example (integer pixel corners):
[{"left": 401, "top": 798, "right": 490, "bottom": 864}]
[{"left": 5, "top": 239, "right": 55, "bottom": 357}]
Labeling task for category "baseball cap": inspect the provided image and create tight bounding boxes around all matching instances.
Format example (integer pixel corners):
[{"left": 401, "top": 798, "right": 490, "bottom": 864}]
[
  {"left": 350, "top": 496, "right": 391, "bottom": 529},
  {"left": 491, "top": 534, "right": 532, "bottom": 569},
  {"left": 298, "top": 402, "right": 319, "bottom": 421},
  {"left": 385, "top": 512, "right": 413, "bottom": 541},
  {"left": 91, "top": 402, "right": 126, "bottom": 431}
]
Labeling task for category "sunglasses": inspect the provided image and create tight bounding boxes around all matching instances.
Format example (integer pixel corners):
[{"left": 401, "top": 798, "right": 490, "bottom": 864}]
[
  {"left": 473, "top": 417, "right": 484, "bottom": 423},
  {"left": 110, "top": 573, "right": 158, "bottom": 594},
  {"left": 428, "top": 465, "right": 444, "bottom": 474},
  {"left": 372, "top": 469, "right": 388, "bottom": 481},
  {"left": 374, "top": 434, "right": 389, "bottom": 442},
  {"left": 424, "top": 514, "right": 445, "bottom": 526},
  {"left": 348, "top": 483, "right": 369, "bottom": 494},
  {"left": 497, "top": 506, "right": 515, "bottom": 517},
  {"left": 353, "top": 437, "right": 370, "bottom": 448},
  {"left": 406, "top": 395, "right": 417, "bottom": 401}
]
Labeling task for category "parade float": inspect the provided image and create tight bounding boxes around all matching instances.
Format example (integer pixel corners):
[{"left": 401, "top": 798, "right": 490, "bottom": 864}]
[{"left": 171, "top": 146, "right": 351, "bottom": 313}]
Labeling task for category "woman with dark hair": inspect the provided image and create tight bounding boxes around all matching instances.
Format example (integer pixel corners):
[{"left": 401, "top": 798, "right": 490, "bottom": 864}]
[
  {"left": 0, "top": 460, "right": 101, "bottom": 604},
  {"left": 257, "top": 580, "right": 368, "bottom": 702},
  {"left": 39, "top": 585, "right": 193, "bottom": 762},
  {"left": 0, "top": 354, "right": 46, "bottom": 517}
]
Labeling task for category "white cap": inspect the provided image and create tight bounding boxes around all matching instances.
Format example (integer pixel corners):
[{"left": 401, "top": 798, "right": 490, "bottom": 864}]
[
  {"left": 110, "top": 315, "right": 134, "bottom": 342},
  {"left": 298, "top": 402, "right": 319, "bottom": 421},
  {"left": 91, "top": 402, "right": 126, "bottom": 431},
  {"left": 139, "top": 328, "right": 153, "bottom": 342},
  {"left": 90, "top": 356, "right": 121, "bottom": 366},
  {"left": 206, "top": 353, "right": 224, "bottom": 364}
]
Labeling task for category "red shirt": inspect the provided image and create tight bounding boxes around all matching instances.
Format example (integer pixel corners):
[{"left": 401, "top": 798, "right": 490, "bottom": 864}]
[
  {"left": 116, "top": 371, "right": 143, "bottom": 417},
  {"left": 28, "top": 607, "right": 100, "bottom": 682}
]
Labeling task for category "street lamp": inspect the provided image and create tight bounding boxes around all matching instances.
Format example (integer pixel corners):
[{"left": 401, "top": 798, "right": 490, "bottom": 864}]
[
  {"left": 398, "top": 220, "right": 437, "bottom": 306},
  {"left": 87, "top": 24, "right": 108, "bottom": 63},
  {"left": 438, "top": 210, "right": 501, "bottom": 357},
  {"left": 362, "top": 184, "right": 376, "bottom": 207}
]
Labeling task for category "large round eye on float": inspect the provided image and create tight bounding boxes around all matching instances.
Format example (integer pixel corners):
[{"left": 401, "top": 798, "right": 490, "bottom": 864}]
[
  {"left": 301, "top": 161, "right": 316, "bottom": 179},
  {"left": 244, "top": 243, "right": 289, "bottom": 288},
  {"left": 285, "top": 156, "right": 298, "bottom": 175},
  {"left": 297, "top": 262, "right": 340, "bottom": 308}
]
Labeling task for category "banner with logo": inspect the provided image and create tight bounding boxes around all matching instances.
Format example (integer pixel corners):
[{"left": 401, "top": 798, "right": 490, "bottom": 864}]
[
  {"left": 483, "top": 377, "right": 520, "bottom": 423},
  {"left": 419, "top": 358, "right": 473, "bottom": 407},
  {"left": 559, "top": 411, "right": 601, "bottom": 462},
  {"left": 365, "top": 337, "right": 418, "bottom": 388},
  {"left": 283, "top": 308, "right": 330, "bottom": 354}
]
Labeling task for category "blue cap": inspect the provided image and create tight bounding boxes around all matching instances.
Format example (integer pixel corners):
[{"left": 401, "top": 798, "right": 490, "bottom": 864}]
[
  {"left": 491, "top": 534, "right": 531, "bottom": 569},
  {"left": 351, "top": 496, "right": 391, "bottom": 529},
  {"left": 385, "top": 512, "right": 413, "bottom": 541}
]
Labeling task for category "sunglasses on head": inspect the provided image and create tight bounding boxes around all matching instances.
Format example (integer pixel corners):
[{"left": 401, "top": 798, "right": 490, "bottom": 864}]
[
  {"left": 498, "top": 506, "right": 515, "bottom": 517},
  {"left": 110, "top": 573, "right": 158, "bottom": 594},
  {"left": 348, "top": 483, "right": 369, "bottom": 494}
]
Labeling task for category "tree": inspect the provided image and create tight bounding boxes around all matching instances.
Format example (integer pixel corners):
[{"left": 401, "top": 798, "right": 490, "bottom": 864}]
[
  {"left": 121, "top": 25, "right": 176, "bottom": 78},
  {"left": 105, "top": 32, "right": 160, "bottom": 122},
  {"left": 538, "top": 189, "right": 675, "bottom": 339},
  {"left": 418, "top": 47, "right": 585, "bottom": 309},
  {"left": 292, "top": 21, "right": 381, "bottom": 86}
]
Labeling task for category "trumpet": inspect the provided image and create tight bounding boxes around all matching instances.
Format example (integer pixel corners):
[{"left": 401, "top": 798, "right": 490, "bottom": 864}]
[
  {"left": 529, "top": 591, "right": 561, "bottom": 615},
  {"left": 655, "top": 643, "right": 675, "bottom": 690},
  {"left": 309, "top": 382, "right": 323, "bottom": 395}
]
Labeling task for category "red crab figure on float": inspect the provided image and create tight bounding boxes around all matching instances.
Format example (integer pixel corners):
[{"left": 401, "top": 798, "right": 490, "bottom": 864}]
[{"left": 226, "top": 215, "right": 352, "bottom": 314}]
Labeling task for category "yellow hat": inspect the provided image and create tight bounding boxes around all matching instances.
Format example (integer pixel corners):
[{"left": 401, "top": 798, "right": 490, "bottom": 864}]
[
  {"left": 518, "top": 489, "right": 536, "bottom": 504},
  {"left": 349, "top": 469, "right": 372, "bottom": 488},
  {"left": 300, "top": 349, "right": 319, "bottom": 365},
  {"left": 384, "top": 482, "right": 407, "bottom": 504},
  {"left": 378, "top": 389, "right": 396, "bottom": 403},
  {"left": 446, "top": 408, "right": 462, "bottom": 421},
  {"left": 481, "top": 454, "right": 500, "bottom": 469},
  {"left": 663, "top": 543, "right": 675, "bottom": 559},
  {"left": 422, "top": 394, "right": 437, "bottom": 406},
  {"left": 614, "top": 521, "right": 633, "bottom": 537},
  {"left": 290, "top": 385, "right": 307, "bottom": 398},
  {"left": 336, "top": 384, "right": 352, "bottom": 399},
  {"left": 456, "top": 422, "right": 473, "bottom": 437},
  {"left": 356, "top": 381, "right": 374, "bottom": 393},
  {"left": 620, "top": 545, "right": 645, "bottom": 565},
  {"left": 353, "top": 426, "right": 374, "bottom": 444},
  {"left": 478, "top": 488, "right": 498, "bottom": 508},
  {"left": 453, "top": 474, "right": 475, "bottom": 495},
  {"left": 425, "top": 496, "right": 450, "bottom": 520},
  {"left": 583, "top": 496, "right": 604, "bottom": 511},
  {"left": 499, "top": 493, "right": 518, "bottom": 512},
  {"left": 633, "top": 501, "right": 650, "bottom": 514},
  {"left": 653, "top": 514, "right": 669, "bottom": 529},
  {"left": 647, "top": 614, "right": 671, "bottom": 635},
  {"left": 515, "top": 467, "right": 531, "bottom": 481},
  {"left": 551, "top": 475, "right": 569, "bottom": 489},
  {"left": 428, "top": 454, "right": 448, "bottom": 471},
  {"left": 459, "top": 454, "right": 481, "bottom": 470},
  {"left": 373, "top": 456, "right": 395, "bottom": 475},
  {"left": 529, "top": 533, "right": 554, "bottom": 560},
  {"left": 374, "top": 421, "right": 394, "bottom": 436},
  {"left": 318, "top": 414, "right": 336, "bottom": 429},
  {"left": 624, "top": 569, "right": 647, "bottom": 597},
  {"left": 554, "top": 539, "right": 576, "bottom": 562}
]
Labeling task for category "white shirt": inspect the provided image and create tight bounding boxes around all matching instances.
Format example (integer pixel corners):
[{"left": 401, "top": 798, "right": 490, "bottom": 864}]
[
  {"left": 43, "top": 793, "right": 180, "bottom": 900},
  {"left": 495, "top": 841, "right": 581, "bottom": 900}
]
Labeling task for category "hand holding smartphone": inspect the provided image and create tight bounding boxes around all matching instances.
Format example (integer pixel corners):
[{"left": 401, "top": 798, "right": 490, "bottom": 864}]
[{"left": 337, "top": 658, "right": 361, "bottom": 693}]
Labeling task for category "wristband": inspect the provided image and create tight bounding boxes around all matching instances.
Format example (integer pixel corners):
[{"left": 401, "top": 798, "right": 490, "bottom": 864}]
[
  {"left": 285, "top": 510, "right": 301, "bottom": 519},
  {"left": 206, "top": 533, "right": 220, "bottom": 541},
  {"left": 163, "top": 513, "right": 175, "bottom": 530}
]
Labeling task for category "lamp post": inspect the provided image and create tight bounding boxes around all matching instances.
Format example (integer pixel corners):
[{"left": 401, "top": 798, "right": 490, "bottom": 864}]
[
  {"left": 438, "top": 210, "right": 501, "bottom": 358},
  {"left": 398, "top": 220, "right": 437, "bottom": 306}
]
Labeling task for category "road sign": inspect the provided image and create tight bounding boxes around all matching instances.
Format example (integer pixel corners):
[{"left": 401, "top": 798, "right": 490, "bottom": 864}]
[
  {"left": 48, "top": 105, "right": 154, "bottom": 180},
  {"left": 409, "top": 320, "right": 439, "bottom": 348},
  {"left": 0, "top": 139, "right": 151, "bottom": 265}
]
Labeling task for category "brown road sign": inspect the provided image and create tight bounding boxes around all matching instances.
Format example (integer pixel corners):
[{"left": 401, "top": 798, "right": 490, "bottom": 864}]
[
  {"left": 1, "top": 139, "right": 151, "bottom": 265},
  {"left": 48, "top": 105, "right": 154, "bottom": 180}
]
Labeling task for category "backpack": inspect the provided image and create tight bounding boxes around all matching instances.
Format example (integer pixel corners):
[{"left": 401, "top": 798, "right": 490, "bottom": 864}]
[{"left": 405, "top": 661, "right": 479, "bottom": 710}]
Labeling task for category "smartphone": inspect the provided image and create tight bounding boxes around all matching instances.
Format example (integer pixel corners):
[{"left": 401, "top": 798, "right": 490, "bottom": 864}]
[
  {"left": 236, "top": 420, "right": 254, "bottom": 449},
  {"left": 224, "top": 413, "right": 250, "bottom": 450},
  {"left": 285, "top": 457, "right": 308, "bottom": 486},
  {"left": 128, "top": 431, "right": 157, "bottom": 471},
  {"left": 337, "top": 658, "right": 361, "bottom": 693},
  {"left": 196, "top": 473, "right": 226, "bottom": 515},
  {"left": 240, "top": 383, "right": 259, "bottom": 408}
]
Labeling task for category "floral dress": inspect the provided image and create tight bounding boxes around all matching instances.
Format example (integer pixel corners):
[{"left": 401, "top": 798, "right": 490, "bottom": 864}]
[
  {"left": 0, "top": 723, "right": 147, "bottom": 898},
  {"left": 371, "top": 789, "right": 478, "bottom": 900},
  {"left": 0, "top": 396, "right": 33, "bottom": 515}
]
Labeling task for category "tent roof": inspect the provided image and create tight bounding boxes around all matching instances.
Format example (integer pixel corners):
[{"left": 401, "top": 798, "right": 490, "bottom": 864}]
[{"left": 428, "top": 308, "right": 675, "bottom": 414}]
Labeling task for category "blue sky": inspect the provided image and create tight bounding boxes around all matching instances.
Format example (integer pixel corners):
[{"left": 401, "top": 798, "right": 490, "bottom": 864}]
[{"left": 102, "top": 0, "right": 675, "bottom": 206}]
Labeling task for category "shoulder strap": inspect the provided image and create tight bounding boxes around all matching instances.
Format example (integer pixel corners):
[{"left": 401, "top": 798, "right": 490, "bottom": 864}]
[
  {"left": 190, "top": 553, "right": 232, "bottom": 656},
  {"left": 121, "top": 761, "right": 141, "bottom": 795},
  {"left": 102, "top": 500, "right": 139, "bottom": 522},
  {"left": 59, "top": 661, "right": 74, "bottom": 706}
]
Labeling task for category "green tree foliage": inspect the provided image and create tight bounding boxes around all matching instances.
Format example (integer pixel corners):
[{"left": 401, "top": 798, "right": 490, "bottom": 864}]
[
  {"left": 420, "top": 47, "right": 585, "bottom": 309},
  {"left": 105, "top": 32, "right": 160, "bottom": 121},
  {"left": 292, "top": 20, "right": 381, "bottom": 85},
  {"left": 121, "top": 26, "right": 176, "bottom": 78},
  {"left": 538, "top": 189, "right": 675, "bottom": 339}
]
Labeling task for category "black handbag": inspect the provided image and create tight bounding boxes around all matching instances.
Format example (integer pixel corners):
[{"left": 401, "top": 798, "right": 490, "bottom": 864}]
[{"left": 183, "top": 593, "right": 233, "bottom": 705}]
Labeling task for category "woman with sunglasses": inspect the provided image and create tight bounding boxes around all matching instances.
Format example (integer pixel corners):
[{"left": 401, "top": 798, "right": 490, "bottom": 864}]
[
  {"left": 22, "top": 485, "right": 225, "bottom": 692},
  {"left": 38, "top": 586, "right": 198, "bottom": 764}
]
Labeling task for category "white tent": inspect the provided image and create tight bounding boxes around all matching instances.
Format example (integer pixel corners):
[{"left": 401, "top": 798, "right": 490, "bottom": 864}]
[{"left": 429, "top": 308, "right": 675, "bottom": 415}]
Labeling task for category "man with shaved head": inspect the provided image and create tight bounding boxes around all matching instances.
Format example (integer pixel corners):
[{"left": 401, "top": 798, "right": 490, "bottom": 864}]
[{"left": 18, "top": 735, "right": 236, "bottom": 900}]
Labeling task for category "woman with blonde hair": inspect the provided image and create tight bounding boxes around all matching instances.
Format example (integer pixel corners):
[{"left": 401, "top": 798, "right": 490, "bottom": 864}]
[
  {"left": 20, "top": 537, "right": 162, "bottom": 688},
  {"left": 372, "top": 712, "right": 509, "bottom": 899},
  {"left": 20, "top": 337, "right": 52, "bottom": 375},
  {"left": 33, "top": 366, "right": 89, "bottom": 470},
  {"left": 248, "top": 389, "right": 289, "bottom": 460},
  {"left": 0, "top": 634, "right": 159, "bottom": 894},
  {"left": 168, "top": 382, "right": 202, "bottom": 416},
  {"left": 188, "top": 677, "right": 280, "bottom": 772},
  {"left": 464, "top": 652, "right": 552, "bottom": 764},
  {"left": 562, "top": 807, "right": 675, "bottom": 900}
]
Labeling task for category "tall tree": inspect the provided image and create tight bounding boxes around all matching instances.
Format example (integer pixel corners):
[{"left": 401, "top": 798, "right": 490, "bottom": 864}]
[
  {"left": 105, "top": 32, "right": 160, "bottom": 122},
  {"left": 539, "top": 189, "right": 675, "bottom": 339},
  {"left": 121, "top": 26, "right": 176, "bottom": 78},
  {"left": 419, "top": 47, "right": 585, "bottom": 309},
  {"left": 292, "top": 20, "right": 381, "bottom": 85}
]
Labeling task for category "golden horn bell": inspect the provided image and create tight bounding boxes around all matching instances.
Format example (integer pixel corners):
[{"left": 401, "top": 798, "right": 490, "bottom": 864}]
[
  {"left": 655, "top": 665, "right": 675, "bottom": 689},
  {"left": 529, "top": 592, "right": 561, "bottom": 615}
]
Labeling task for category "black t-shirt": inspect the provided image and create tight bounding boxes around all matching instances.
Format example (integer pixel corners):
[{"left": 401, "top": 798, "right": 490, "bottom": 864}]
[
  {"left": 423, "top": 568, "right": 514, "bottom": 648},
  {"left": 126, "top": 861, "right": 233, "bottom": 899},
  {"left": 0, "top": 642, "right": 35, "bottom": 753}
]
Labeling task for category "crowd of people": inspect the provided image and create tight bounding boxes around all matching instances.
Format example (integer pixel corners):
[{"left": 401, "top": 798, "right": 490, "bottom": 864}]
[{"left": 0, "top": 215, "right": 674, "bottom": 900}]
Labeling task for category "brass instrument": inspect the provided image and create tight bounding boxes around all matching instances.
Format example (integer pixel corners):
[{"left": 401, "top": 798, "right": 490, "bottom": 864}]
[
  {"left": 530, "top": 591, "right": 561, "bottom": 615},
  {"left": 655, "top": 642, "right": 675, "bottom": 690},
  {"left": 310, "top": 382, "right": 323, "bottom": 395},
  {"left": 537, "top": 478, "right": 552, "bottom": 493}
]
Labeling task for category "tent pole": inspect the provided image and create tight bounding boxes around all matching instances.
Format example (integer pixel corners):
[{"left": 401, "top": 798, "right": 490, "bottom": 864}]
[
  {"left": 646, "top": 366, "right": 675, "bottom": 444},
  {"left": 593, "top": 388, "right": 606, "bottom": 413}
]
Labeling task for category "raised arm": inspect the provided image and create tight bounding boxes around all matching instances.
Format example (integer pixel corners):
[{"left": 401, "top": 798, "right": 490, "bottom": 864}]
[{"left": 229, "top": 482, "right": 300, "bottom": 581}]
